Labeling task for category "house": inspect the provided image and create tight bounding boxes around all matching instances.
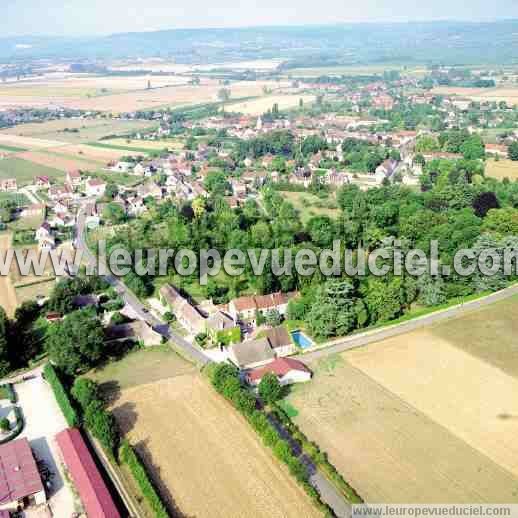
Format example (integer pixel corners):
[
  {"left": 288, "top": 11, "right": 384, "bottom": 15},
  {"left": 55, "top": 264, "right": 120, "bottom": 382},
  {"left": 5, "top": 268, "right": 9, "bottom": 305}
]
[
  {"left": 85, "top": 178, "right": 107, "bottom": 197},
  {"left": 133, "top": 163, "right": 145, "bottom": 176},
  {"left": 66, "top": 170, "right": 82, "bottom": 189},
  {"left": 137, "top": 181, "right": 163, "bottom": 200},
  {"left": 263, "top": 326, "right": 296, "bottom": 357},
  {"left": 375, "top": 159, "right": 399, "bottom": 184},
  {"left": 0, "top": 179, "right": 17, "bottom": 192},
  {"left": 105, "top": 321, "right": 163, "bottom": 347},
  {"left": 35, "top": 222, "right": 52, "bottom": 242},
  {"left": 38, "top": 236, "right": 55, "bottom": 251},
  {"left": 486, "top": 143, "right": 508, "bottom": 158},
  {"left": 48, "top": 184, "right": 73, "bottom": 200},
  {"left": 111, "top": 161, "right": 133, "bottom": 173},
  {"left": 228, "top": 338, "right": 276, "bottom": 369},
  {"left": 84, "top": 202, "right": 100, "bottom": 228},
  {"left": 228, "top": 292, "right": 293, "bottom": 324},
  {"left": 0, "top": 438, "right": 46, "bottom": 511},
  {"left": 34, "top": 176, "right": 50, "bottom": 189},
  {"left": 56, "top": 428, "right": 121, "bottom": 518},
  {"left": 246, "top": 357, "right": 312, "bottom": 386},
  {"left": 159, "top": 283, "right": 206, "bottom": 335},
  {"left": 45, "top": 312, "right": 62, "bottom": 323}
]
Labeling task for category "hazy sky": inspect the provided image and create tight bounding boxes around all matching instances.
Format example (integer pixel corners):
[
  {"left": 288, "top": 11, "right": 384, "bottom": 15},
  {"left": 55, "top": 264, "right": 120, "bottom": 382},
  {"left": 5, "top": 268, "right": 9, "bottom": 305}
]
[{"left": 4, "top": 0, "right": 518, "bottom": 36}]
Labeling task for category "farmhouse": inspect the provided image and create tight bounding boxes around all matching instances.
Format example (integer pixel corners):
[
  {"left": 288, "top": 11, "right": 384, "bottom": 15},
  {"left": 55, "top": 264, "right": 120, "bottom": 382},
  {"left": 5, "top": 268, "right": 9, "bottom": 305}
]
[
  {"left": 228, "top": 338, "right": 276, "bottom": 369},
  {"left": 246, "top": 357, "right": 312, "bottom": 386},
  {"left": 0, "top": 437, "right": 46, "bottom": 512},
  {"left": 56, "top": 428, "right": 121, "bottom": 518}
]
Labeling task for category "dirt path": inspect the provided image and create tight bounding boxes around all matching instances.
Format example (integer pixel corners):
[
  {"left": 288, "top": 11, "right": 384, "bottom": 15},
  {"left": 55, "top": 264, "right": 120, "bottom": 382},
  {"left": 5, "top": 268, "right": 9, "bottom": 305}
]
[{"left": 0, "top": 233, "right": 17, "bottom": 317}]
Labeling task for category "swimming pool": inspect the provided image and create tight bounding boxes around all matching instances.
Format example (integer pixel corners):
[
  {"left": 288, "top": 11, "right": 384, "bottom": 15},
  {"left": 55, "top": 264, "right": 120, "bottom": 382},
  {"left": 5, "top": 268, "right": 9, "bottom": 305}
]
[{"left": 291, "top": 330, "right": 314, "bottom": 349}]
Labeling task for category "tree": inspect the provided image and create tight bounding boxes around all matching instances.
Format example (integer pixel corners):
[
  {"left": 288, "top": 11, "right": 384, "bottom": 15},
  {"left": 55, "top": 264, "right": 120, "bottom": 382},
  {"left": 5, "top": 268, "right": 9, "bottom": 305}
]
[
  {"left": 472, "top": 191, "right": 500, "bottom": 218},
  {"left": 258, "top": 373, "right": 283, "bottom": 405},
  {"left": 103, "top": 202, "right": 127, "bottom": 224},
  {"left": 0, "top": 308, "right": 11, "bottom": 377},
  {"left": 265, "top": 309, "right": 282, "bottom": 327},
  {"left": 0, "top": 418, "right": 9, "bottom": 433},
  {"left": 71, "top": 378, "right": 100, "bottom": 409},
  {"left": 508, "top": 142, "right": 518, "bottom": 162},
  {"left": 46, "top": 309, "right": 104, "bottom": 375}
]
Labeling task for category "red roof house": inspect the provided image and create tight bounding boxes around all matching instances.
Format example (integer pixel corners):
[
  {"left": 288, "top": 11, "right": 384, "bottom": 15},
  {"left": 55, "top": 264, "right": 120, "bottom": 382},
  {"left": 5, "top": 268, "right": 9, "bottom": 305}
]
[
  {"left": 247, "top": 357, "right": 312, "bottom": 386},
  {"left": 56, "top": 428, "right": 120, "bottom": 518},
  {"left": 0, "top": 438, "right": 46, "bottom": 509}
]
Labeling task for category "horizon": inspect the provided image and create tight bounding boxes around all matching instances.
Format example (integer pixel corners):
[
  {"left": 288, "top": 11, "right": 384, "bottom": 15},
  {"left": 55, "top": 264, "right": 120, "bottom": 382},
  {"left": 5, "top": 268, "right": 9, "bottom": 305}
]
[{"left": 4, "top": 0, "right": 518, "bottom": 38}]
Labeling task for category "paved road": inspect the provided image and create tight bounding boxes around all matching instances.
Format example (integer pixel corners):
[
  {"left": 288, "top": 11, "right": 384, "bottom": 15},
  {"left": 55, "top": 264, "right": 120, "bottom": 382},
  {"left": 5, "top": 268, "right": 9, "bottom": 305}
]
[
  {"left": 299, "top": 283, "right": 518, "bottom": 363},
  {"left": 76, "top": 205, "right": 210, "bottom": 366}
]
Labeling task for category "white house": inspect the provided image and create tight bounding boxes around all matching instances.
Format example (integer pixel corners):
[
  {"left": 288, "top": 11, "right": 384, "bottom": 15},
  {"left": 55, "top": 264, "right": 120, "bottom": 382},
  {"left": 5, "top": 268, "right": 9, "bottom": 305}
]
[
  {"left": 246, "top": 357, "right": 312, "bottom": 386},
  {"left": 85, "top": 178, "right": 107, "bottom": 197}
]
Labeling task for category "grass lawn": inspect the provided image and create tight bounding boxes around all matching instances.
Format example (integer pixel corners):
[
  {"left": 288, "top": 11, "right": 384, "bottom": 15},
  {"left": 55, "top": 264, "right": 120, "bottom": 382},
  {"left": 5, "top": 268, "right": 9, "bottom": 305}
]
[
  {"left": 87, "top": 346, "right": 197, "bottom": 392},
  {"left": 0, "top": 157, "right": 64, "bottom": 185},
  {"left": 280, "top": 191, "right": 340, "bottom": 223},
  {"left": 485, "top": 159, "right": 518, "bottom": 180}
]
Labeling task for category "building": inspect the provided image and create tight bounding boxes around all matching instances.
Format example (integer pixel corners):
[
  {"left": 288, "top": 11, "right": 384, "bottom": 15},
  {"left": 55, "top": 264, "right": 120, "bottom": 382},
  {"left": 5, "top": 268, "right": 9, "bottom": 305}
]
[
  {"left": 0, "top": 179, "right": 17, "bottom": 192},
  {"left": 85, "top": 178, "right": 107, "bottom": 198},
  {"left": 263, "top": 326, "right": 296, "bottom": 357},
  {"left": 56, "top": 428, "right": 121, "bottom": 518},
  {"left": 0, "top": 438, "right": 46, "bottom": 511},
  {"left": 246, "top": 357, "right": 312, "bottom": 386},
  {"left": 66, "top": 170, "right": 82, "bottom": 189},
  {"left": 228, "top": 292, "right": 293, "bottom": 324},
  {"left": 228, "top": 338, "right": 276, "bottom": 369},
  {"left": 34, "top": 176, "right": 50, "bottom": 189},
  {"left": 105, "top": 321, "right": 163, "bottom": 347},
  {"left": 159, "top": 283, "right": 206, "bottom": 335}
]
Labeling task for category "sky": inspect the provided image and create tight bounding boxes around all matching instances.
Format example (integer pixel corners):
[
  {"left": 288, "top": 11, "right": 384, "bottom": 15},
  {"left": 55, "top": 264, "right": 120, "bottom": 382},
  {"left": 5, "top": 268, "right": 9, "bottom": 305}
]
[{"left": 4, "top": 0, "right": 518, "bottom": 37}]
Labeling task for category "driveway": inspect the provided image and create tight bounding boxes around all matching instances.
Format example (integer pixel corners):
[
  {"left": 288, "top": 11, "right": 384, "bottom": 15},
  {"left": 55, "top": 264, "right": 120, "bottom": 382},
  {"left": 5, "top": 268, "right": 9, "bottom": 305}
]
[{"left": 15, "top": 371, "right": 78, "bottom": 517}]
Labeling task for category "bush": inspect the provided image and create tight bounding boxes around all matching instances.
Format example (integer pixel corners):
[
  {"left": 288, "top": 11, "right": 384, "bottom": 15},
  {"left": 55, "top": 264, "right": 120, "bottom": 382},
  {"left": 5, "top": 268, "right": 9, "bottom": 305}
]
[
  {"left": 84, "top": 401, "right": 118, "bottom": 456},
  {"left": 43, "top": 364, "right": 79, "bottom": 427},
  {"left": 71, "top": 378, "right": 100, "bottom": 410},
  {"left": 0, "top": 418, "right": 9, "bottom": 432},
  {"left": 119, "top": 440, "right": 169, "bottom": 518}
]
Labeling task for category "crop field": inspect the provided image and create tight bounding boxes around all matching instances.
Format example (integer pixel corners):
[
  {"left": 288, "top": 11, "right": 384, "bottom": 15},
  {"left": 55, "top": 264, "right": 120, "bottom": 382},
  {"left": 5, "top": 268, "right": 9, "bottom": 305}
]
[
  {"left": 0, "top": 133, "right": 66, "bottom": 149},
  {"left": 228, "top": 94, "right": 315, "bottom": 115},
  {"left": 486, "top": 159, "right": 518, "bottom": 180},
  {"left": 61, "top": 144, "right": 146, "bottom": 161},
  {"left": 0, "top": 233, "right": 18, "bottom": 317},
  {"left": 111, "top": 374, "right": 320, "bottom": 518},
  {"left": 0, "top": 119, "right": 153, "bottom": 144},
  {"left": 286, "top": 64, "right": 426, "bottom": 78},
  {"left": 0, "top": 78, "right": 279, "bottom": 113},
  {"left": 0, "top": 157, "right": 64, "bottom": 184},
  {"left": 18, "top": 150, "right": 99, "bottom": 172},
  {"left": 102, "top": 138, "right": 181, "bottom": 151},
  {"left": 287, "top": 297, "right": 518, "bottom": 503},
  {"left": 433, "top": 86, "right": 518, "bottom": 106}
]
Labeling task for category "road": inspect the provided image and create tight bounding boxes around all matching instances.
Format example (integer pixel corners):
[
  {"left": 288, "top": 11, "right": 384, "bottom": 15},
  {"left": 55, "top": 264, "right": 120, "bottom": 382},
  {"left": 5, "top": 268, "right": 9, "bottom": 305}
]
[
  {"left": 299, "top": 283, "right": 518, "bottom": 362},
  {"left": 75, "top": 205, "right": 210, "bottom": 366}
]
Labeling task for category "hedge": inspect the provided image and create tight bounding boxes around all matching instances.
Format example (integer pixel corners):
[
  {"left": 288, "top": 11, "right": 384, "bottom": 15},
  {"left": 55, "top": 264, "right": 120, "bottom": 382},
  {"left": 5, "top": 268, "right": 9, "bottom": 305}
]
[
  {"left": 119, "top": 440, "right": 170, "bottom": 518},
  {"left": 43, "top": 364, "right": 79, "bottom": 427}
]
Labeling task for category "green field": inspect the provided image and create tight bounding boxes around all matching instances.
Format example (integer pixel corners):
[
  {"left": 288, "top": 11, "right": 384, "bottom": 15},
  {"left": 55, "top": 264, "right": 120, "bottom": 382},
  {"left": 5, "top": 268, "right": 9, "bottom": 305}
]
[
  {"left": 0, "top": 157, "right": 64, "bottom": 184},
  {"left": 1, "top": 119, "right": 155, "bottom": 144},
  {"left": 88, "top": 141, "right": 158, "bottom": 154},
  {"left": 0, "top": 144, "right": 27, "bottom": 153},
  {"left": 280, "top": 190, "right": 340, "bottom": 223},
  {"left": 87, "top": 346, "right": 196, "bottom": 392},
  {"left": 0, "top": 192, "right": 29, "bottom": 207}
]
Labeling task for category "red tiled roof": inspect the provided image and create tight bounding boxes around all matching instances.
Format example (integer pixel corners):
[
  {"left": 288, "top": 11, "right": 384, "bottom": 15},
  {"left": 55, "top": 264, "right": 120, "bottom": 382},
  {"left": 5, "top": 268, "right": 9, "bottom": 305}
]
[
  {"left": 56, "top": 428, "right": 120, "bottom": 518},
  {"left": 248, "top": 357, "right": 312, "bottom": 382},
  {"left": 0, "top": 438, "right": 44, "bottom": 505}
]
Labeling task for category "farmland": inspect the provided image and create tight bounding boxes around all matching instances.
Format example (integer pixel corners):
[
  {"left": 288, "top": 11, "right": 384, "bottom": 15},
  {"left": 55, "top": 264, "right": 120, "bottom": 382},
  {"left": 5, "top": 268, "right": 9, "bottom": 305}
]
[
  {"left": 485, "top": 159, "right": 518, "bottom": 180},
  {"left": 433, "top": 86, "right": 518, "bottom": 106},
  {"left": 0, "top": 157, "right": 64, "bottom": 184},
  {"left": 111, "top": 373, "right": 320, "bottom": 518},
  {"left": 0, "top": 76, "right": 280, "bottom": 113},
  {"left": 228, "top": 94, "right": 315, "bottom": 115},
  {"left": 287, "top": 297, "right": 518, "bottom": 503},
  {"left": 0, "top": 233, "right": 18, "bottom": 317}
]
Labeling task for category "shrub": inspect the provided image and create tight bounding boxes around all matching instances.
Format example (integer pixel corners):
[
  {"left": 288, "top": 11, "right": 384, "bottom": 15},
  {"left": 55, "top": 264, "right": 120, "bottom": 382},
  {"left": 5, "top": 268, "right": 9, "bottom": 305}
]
[
  {"left": 119, "top": 440, "right": 169, "bottom": 518},
  {"left": 0, "top": 418, "right": 9, "bottom": 432},
  {"left": 71, "top": 378, "right": 100, "bottom": 410},
  {"left": 43, "top": 364, "right": 79, "bottom": 427},
  {"left": 84, "top": 401, "right": 118, "bottom": 456},
  {"left": 258, "top": 373, "right": 283, "bottom": 405}
]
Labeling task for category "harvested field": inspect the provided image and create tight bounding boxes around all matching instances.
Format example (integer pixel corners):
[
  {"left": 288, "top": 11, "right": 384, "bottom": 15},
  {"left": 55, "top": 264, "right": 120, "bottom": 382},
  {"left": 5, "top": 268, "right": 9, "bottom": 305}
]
[
  {"left": 17, "top": 150, "right": 97, "bottom": 172},
  {"left": 0, "top": 80, "right": 278, "bottom": 113},
  {"left": 0, "top": 233, "right": 17, "bottom": 317},
  {"left": 229, "top": 94, "right": 315, "bottom": 115},
  {"left": 62, "top": 144, "right": 146, "bottom": 161},
  {"left": 1, "top": 119, "right": 153, "bottom": 144},
  {"left": 486, "top": 159, "right": 518, "bottom": 180},
  {"left": 0, "top": 133, "right": 66, "bottom": 149},
  {"left": 112, "top": 374, "right": 320, "bottom": 518},
  {"left": 15, "top": 278, "right": 55, "bottom": 305},
  {"left": 287, "top": 355, "right": 518, "bottom": 503},
  {"left": 346, "top": 331, "right": 518, "bottom": 484},
  {"left": 433, "top": 86, "right": 518, "bottom": 106},
  {"left": 0, "top": 157, "right": 64, "bottom": 184}
]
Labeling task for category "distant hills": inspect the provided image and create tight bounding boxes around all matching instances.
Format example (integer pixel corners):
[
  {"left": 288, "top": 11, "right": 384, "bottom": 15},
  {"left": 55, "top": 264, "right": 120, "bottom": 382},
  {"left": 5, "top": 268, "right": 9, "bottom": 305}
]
[{"left": 2, "top": 20, "right": 518, "bottom": 66}]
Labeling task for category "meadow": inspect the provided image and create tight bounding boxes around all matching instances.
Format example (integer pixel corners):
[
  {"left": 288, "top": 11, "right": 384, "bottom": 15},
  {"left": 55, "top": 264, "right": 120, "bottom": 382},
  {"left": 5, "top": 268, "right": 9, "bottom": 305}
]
[
  {"left": 485, "top": 159, "right": 518, "bottom": 180},
  {"left": 287, "top": 296, "right": 518, "bottom": 503},
  {"left": 280, "top": 190, "right": 340, "bottom": 223},
  {"left": 0, "top": 157, "right": 64, "bottom": 184}
]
